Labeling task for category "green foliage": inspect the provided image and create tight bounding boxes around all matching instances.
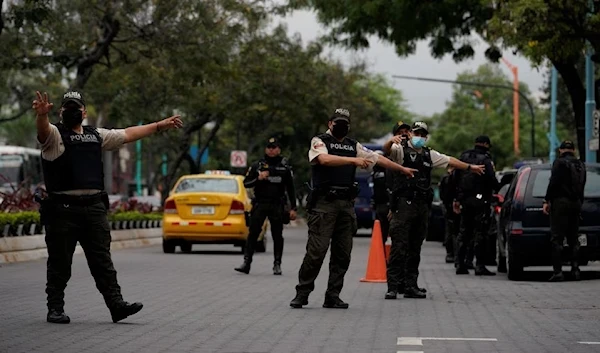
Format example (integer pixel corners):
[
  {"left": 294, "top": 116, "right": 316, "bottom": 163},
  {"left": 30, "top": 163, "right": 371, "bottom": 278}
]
[
  {"left": 0, "top": 211, "right": 40, "bottom": 228},
  {"left": 108, "top": 211, "right": 162, "bottom": 222},
  {"left": 427, "top": 64, "right": 572, "bottom": 170}
]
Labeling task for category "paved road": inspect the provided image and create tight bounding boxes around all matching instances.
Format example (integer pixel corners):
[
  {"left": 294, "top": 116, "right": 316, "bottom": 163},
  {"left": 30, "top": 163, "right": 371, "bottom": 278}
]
[{"left": 1, "top": 226, "right": 600, "bottom": 353}]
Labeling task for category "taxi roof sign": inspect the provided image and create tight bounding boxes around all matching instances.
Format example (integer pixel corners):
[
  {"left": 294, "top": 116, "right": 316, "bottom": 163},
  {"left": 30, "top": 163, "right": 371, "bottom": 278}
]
[{"left": 205, "top": 170, "right": 231, "bottom": 175}]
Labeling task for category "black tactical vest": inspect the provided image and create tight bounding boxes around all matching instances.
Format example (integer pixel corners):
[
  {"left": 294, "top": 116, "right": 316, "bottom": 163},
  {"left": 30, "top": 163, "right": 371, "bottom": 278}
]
[
  {"left": 253, "top": 156, "right": 290, "bottom": 201},
  {"left": 311, "top": 133, "right": 357, "bottom": 188},
  {"left": 458, "top": 148, "right": 490, "bottom": 199},
  {"left": 41, "top": 123, "right": 105, "bottom": 193},
  {"left": 393, "top": 145, "right": 432, "bottom": 198}
]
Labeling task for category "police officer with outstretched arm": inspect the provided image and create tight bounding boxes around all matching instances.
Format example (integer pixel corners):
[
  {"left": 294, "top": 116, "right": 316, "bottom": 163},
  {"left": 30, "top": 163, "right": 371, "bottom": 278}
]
[
  {"left": 384, "top": 122, "right": 484, "bottom": 300},
  {"left": 33, "top": 91, "right": 183, "bottom": 324},
  {"left": 289, "top": 108, "right": 417, "bottom": 309},
  {"left": 543, "top": 140, "right": 586, "bottom": 282},
  {"left": 453, "top": 136, "right": 499, "bottom": 276},
  {"left": 235, "top": 137, "right": 297, "bottom": 275}
]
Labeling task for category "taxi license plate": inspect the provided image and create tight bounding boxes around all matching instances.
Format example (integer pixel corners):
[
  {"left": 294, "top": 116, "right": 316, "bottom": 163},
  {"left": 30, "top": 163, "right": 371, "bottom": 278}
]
[
  {"left": 563, "top": 234, "right": 588, "bottom": 247},
  {"left": 192, "top": 206, "right": 215, "bottom": 215}
]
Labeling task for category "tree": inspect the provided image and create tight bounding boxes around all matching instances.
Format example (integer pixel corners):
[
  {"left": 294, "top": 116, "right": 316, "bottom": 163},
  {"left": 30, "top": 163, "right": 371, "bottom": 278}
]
[
  {"left": 427, "top": 64, "right": 573, "bottom": 170},
  {"left": 282, "top": 0, "right": 600, "bottom": 160}
]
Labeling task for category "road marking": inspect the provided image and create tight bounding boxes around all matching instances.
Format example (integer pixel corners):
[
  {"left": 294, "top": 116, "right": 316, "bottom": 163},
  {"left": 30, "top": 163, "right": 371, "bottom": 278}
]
[
  {"left": 578, "top": 342, "right": 600, "bottom": 345},
  {"left": 397, "top": 337, "right": 498, "bottom": 346},
  {"left": 396, "top": 351, "right": 424, "bottom": 353}
]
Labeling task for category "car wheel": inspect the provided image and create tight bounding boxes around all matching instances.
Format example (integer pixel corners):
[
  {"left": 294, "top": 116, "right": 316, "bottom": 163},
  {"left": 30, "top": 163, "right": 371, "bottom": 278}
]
[
  {"left": 162, "top": 239, "right": 176, "bottom": 254},
  {"left": 180, "top": 242, "right": 192, "bottom": 253},
  {"left": 256, "top": 236, "right": 267, "bottom": 253},
  {"left": 506, "top": 240, "right": 523, "bottom": 281}
]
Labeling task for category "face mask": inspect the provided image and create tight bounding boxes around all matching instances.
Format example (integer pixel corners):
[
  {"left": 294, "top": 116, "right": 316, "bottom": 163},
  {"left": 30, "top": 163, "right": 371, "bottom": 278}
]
[
  {"left": 411, "top": 136, "right": 426, "bottom": 148},
  {"left": 62, "top": 109, "right": 83, "bottom": 128},
  {"left": 331, "top": 122, "right": 349, "bottom": 139}
]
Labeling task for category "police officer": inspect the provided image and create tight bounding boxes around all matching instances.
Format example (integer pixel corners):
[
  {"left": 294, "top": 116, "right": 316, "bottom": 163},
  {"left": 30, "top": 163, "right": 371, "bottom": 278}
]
[
  {"left": 543, "top": 140, "right": 586, "bottom": 282},
  {"left": 453, "top": 135, "right": 499, "bottom": 276},
  {"left": 289, "top": 108, "right": 417, "bottom": 309},
  {"left": 371, "top": 150, "right": 391, "bottom": 249},
  {"left": 439, "top": 166, "right": 459, "bottom": 263},
  {"left": 32, "top": 90, "right": 183, "bottom": 324},
  {"left": 384, "top": 122, "right": 484, "bottom": 300},
  {"left": 235, "top": 137, "right": 297, "bottom": 275}
]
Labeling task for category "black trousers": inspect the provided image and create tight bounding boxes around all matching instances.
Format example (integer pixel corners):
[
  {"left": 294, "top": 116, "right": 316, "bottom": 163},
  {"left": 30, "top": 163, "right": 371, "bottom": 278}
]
[
  {"left": 456, "top": 197, "right": 489, "bottom": 269},
  {"left": 245, "top": 202, "right": 284, "bottom": 264},
  {"left": 550, "top": 197, "right": 582, "bottom": 272},
  {"left": 44, "top": 197, "right": 123, "bottom": 311}
]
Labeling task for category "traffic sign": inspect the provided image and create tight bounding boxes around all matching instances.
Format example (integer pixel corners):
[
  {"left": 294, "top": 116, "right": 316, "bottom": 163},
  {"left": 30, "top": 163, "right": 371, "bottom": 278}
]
[
  {"left": 230, "top": 150, "right": 247, "bottom": 168},
  {"left": 590, "top": 138, "right": 599, "bottom": 151},
  {"left": 593, "top": 110, "right": 600, "bottom": 138}
]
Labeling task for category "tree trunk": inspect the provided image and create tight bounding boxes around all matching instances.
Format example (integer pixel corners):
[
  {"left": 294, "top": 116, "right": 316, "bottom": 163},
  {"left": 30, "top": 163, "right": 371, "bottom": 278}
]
[{"left": 554, "top": 61, "right": 587, "bottom": 160}]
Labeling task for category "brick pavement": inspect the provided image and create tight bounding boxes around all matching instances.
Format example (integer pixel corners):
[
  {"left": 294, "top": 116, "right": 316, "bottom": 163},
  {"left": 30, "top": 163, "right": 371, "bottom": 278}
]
[{"left": 1, "top": 226, "right": 600, "bottom": 353}]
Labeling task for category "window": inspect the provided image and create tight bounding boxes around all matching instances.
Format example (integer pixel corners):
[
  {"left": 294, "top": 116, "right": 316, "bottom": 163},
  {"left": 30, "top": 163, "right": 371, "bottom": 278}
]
[
  {"left": 175, "top": 178, "right": 239, "bottom": 194},
  {"left": 531, "top": 168, "right": 600, "bottom": 198}
]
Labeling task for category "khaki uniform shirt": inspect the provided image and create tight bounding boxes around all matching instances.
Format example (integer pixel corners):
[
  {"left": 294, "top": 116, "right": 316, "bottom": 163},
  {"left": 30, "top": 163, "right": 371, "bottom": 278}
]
[{"left": 308, "top": 130, "right": 379, "bottom": 167}]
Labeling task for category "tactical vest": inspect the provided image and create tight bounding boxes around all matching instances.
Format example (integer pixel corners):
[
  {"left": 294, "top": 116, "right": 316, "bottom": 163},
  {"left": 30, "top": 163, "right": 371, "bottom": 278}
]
[
  {"left": 311, "top": 133, "right": 357, "bottom": 188},
  {"left": 458, "top": 148, "right": 490, "bottom": 199},
  {"left": 371, "top": 165, "right": 388, "bottom": 204},
  {"left": 393, "top": 145, "right": 432, "bottom": 198},
  {"left": 41, "top": 123, "right": 104, "bottom": 193},
  {"left": 253, "top": 156, "right": 290, "bottom": 201}
]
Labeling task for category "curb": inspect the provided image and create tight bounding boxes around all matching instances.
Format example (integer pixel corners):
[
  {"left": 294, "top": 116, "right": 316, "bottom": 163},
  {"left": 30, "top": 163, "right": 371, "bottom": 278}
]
[{"left": 0, "top": 228, "right": 162, "bottom": 264}]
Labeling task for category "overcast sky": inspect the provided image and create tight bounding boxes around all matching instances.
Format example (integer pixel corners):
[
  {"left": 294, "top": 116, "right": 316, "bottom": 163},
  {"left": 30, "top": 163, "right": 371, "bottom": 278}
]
[{"left": 275, "top": 10, "right": 548, "bottom": 117}]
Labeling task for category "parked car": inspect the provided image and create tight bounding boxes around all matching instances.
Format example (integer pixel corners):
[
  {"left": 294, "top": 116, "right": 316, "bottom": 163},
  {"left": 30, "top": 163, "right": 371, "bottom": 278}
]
[
  {"left": 497, "top": 163, "right": 600, "bottom": 280},
  {"left": 355, "top": 169, "right": 375, "bottom": 230},
  {"left": 162, "top": 170, "right": 267, "bottom": 254}
]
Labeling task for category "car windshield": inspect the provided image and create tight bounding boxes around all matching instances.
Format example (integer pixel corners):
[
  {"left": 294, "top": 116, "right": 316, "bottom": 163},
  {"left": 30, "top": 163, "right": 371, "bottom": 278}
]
[
  {"left": 531, "top": 168, "right": 600, "bottom": 198},
  {"left": 498, "top": 184, "right": 510, "bottom": 197},
  {"left": 175, "top": 178, "right": 239, "bottom": 194}
]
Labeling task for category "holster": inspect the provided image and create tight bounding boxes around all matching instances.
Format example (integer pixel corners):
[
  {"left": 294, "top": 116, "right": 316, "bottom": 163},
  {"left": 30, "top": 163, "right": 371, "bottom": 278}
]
[{"left": 34, "top": 190, "right": 50, "bottom": 226}]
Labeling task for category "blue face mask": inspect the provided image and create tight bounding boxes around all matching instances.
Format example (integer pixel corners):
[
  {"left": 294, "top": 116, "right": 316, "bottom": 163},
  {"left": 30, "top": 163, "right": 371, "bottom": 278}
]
[{"left": 411, "top": 136, "right": 426, "bottom": 148}]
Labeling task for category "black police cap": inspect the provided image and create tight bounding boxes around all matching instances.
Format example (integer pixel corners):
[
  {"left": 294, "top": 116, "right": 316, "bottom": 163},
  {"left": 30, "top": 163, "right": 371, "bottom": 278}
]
[
  {"left": 266, "top": 137, "right": 281, "bottom": 148},
  {"left": 559, "top": 140, "right": 575, "bottom": 150},
  {"left": 475, "top": 135, "right": 492, "bottom": 146}
]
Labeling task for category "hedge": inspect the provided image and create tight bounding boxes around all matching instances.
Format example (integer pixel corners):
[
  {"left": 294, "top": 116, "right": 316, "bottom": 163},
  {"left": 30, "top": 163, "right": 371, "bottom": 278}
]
[{"left": 0, "top": 211, "right": 163, "bottom": 237}]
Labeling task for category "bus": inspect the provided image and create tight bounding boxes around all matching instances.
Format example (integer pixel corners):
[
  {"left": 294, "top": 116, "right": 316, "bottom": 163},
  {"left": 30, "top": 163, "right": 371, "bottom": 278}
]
[{"left": 0, "top": 145, "right": 44, "bottom": 192}]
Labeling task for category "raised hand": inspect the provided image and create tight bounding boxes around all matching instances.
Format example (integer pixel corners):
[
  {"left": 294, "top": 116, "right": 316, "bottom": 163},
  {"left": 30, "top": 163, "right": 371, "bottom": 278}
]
[
  {"left": 157, "top": 115, "right": 183, "bottom": 131},
  {"left": 32, "top": 91, "right": 53, "bottom": 116}
]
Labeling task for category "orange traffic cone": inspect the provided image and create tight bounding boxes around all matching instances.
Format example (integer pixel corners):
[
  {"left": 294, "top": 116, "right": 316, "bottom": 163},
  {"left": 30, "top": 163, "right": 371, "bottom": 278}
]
[{"left": 360, "top": 220, "right": 387, "bottom": 283}]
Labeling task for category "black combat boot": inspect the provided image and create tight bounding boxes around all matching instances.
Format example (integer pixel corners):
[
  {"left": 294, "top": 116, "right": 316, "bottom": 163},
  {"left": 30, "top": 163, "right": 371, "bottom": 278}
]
[
  {"left": 384, "top": 290, "right": 398, "bottom": 299},
  {"left": 456, "top": 266, "right": 469, "bottom": 275},
  {"left": 403, "top": 286, "right": 426, "bottom": 299},
  {"left": 289, "top": 293, "right": 309, "bottom": 308},
  {"left": 273, "top": 263, "right": 282, "bottom": 275},
  {"left": 47, "top": 309, "right": 70, "bottom": 324},
  {"left": 323, "top": 296, "right": 349, "bottom": 309},
  {"left": 475, "top": 266, "right": 496, "bottom": 276},
  {"left": 549, "top": 272, "right": 564, "bottom": 282},
  {"left": 445, "top": 254, "right": 454, "bottom": 263},
  {"left": 234, "top": 257, "right": 251, "bottom": 274},
  {"left": 109, "top": 301, "right": 143, "bottom": 323}
]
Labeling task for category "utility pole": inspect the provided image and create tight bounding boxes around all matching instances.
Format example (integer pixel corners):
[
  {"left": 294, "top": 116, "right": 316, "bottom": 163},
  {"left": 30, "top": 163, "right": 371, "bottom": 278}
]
[
  {"left": 585, "top": 0, "right": 598, "bottom": 162},
  {"left": 391, "top": 74, "right": 537, "bottom": 157},
  {"left": 549, "top": 67, "right": 560, "bottom": 163},
  {"left": 501, "top": 58, "right": 520, "bottom": 156}
]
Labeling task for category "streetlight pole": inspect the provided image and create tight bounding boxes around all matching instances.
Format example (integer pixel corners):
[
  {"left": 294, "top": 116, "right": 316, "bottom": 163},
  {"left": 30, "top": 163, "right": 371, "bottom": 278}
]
[
  {"left": 391, "top": 74, "right": 537, "bottom": 157},
  {"left": 585, "top": 0, "right": 597, "bottom": 162},
  {"left": 501, "top": 58, "right": 520, "bottom": 156}
]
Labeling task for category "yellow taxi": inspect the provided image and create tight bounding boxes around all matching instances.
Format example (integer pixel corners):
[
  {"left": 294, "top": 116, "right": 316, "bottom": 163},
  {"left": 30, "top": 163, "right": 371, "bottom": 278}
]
[{"left": 162, "top": 170, "right": 268, "bottom": 254}]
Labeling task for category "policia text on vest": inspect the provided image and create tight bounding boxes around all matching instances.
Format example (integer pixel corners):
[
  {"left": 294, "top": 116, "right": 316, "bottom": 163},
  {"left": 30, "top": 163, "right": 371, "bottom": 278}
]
[
  {"left": 33, "top": 90, "right": 183, "bottom": 324},
  {"left": 289, "top": 107, "right": 418, "bottom": 309},
  {"left": 235, "top": 137, "right": 297, "bottom": 276},
  {"left": 383, "top": 122, "right": 486, "bottom": 300}
]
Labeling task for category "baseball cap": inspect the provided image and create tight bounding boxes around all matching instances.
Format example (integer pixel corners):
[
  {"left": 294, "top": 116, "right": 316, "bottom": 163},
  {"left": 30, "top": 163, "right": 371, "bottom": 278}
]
[
  {"left": 475, "top": 135, "right": 492, "bottom": 146},
  {"left": 393, "top": 121, "right": 411, "bottom": 135},
  {"left": 61, "top": 91, "right": 85, "bottom": 107},
  {"left": 329, "top": 108, "right": 350, "bottom": 123},
  {"left": 412, "top": 121, "right": 428, "bottom": 134},
  {"left": 266, "top": 137, "right": 281, "bottom": 148},
  {"left": 559, "top": 140, "right": 575, "bottom": 149}
]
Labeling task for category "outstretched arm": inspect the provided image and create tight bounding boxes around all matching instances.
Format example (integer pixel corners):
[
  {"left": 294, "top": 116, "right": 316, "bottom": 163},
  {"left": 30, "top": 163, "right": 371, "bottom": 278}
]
[{"left": 123, "top": 115, "right": 183, "bottom": 143}]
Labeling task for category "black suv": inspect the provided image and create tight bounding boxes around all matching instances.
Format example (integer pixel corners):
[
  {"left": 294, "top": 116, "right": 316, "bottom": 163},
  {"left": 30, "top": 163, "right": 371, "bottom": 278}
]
[{"left": 497, "top": 163, "right": 600, "bottom": 280}]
